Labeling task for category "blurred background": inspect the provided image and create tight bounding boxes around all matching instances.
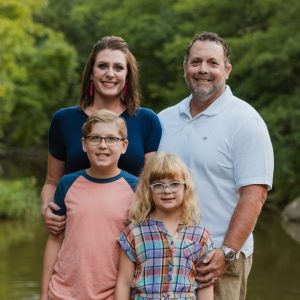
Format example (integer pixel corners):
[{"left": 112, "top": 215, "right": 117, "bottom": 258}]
[{"left": 0, "top": 0, "right": 299, "bottom": 299}]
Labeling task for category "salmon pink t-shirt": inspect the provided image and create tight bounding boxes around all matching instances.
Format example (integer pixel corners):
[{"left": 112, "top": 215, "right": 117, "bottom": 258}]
[{"left": 48, "top": 169, "right": 138, "bottom": 300}]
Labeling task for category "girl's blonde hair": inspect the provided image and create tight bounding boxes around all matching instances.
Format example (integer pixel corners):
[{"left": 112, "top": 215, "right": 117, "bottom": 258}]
[{"left": 128, "top": 152, "right": 201, "bottom": 225}]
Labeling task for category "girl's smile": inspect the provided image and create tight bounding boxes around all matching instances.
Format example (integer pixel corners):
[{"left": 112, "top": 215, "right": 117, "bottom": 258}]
[{"left": 151, "top": 179, "right": 185, "bottom": 215}]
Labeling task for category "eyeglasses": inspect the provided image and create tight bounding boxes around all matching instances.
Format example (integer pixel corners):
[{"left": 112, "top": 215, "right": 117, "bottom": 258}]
[
  {"left": 150, "top": 181, "right": 185, "bottom": 194},
  {"left": 86, "top": 135, "right": 125, "bottom": 146}
]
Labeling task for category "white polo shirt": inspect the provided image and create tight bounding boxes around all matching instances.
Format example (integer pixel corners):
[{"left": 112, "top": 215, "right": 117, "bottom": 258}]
[{"left": 158, "top": 86, "right": 274, "bottom": 256}]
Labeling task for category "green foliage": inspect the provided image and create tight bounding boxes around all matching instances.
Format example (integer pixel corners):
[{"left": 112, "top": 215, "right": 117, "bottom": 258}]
[
  {"left": 0, "top": 0, "right": 78, "bottom": 147},
  {"left": 262, "top": 91, "right": 300, "bottom": 206},
  {"left": 0, "top": 177, "right": 40, "bottom": 219},
  {"left": 1, "top": 0, "right": 300, "bottom": 207},
  {"left": 226, "top": 1, "right": 300, "bottom": 205}
]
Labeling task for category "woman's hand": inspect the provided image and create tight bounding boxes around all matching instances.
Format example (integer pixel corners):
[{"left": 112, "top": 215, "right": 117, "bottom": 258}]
[
  {"left": 43, "top": 202, "right": 66, "bottom": 235},
  {"left": 40, "top": 154, "right": 66, "bottom": 235}
]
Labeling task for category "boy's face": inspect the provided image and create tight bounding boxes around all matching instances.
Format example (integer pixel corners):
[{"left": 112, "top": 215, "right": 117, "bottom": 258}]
[{"left": 82, "top": 122, "right": 128, "bottom": 177}]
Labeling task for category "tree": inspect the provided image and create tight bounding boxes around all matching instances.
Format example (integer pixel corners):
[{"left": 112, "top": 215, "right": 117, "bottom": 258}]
[
  {"left": 0, "top": 0, "right": 78, "bottom": 148},
  {"left": 3, "top": 0, "right": 300, "bottom": 205}
]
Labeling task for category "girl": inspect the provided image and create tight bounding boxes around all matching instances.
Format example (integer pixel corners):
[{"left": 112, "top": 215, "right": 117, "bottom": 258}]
[{"left": 114, "top": 152, "right": 214, "bottom": 300}]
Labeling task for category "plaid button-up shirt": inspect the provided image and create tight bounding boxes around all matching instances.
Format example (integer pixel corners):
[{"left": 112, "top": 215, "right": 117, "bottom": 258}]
[{"left": 118, "top": 219, "right": 214, "bottom": 299}]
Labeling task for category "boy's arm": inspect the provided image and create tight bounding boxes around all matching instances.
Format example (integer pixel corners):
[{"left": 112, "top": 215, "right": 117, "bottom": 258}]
[
  {"left": 114, "top": 249, "right": 135, "bottom": 300},
  {"left": 197, "top": 285, "right": 214, "bottom": 300},
  {"left": 40, "top": 232, "right": 64, "bottom": 299}
]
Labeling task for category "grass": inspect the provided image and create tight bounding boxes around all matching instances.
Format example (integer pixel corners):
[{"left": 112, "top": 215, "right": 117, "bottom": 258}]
[{"left": 0, "top": 177, "right": 40, "bottom": 220}]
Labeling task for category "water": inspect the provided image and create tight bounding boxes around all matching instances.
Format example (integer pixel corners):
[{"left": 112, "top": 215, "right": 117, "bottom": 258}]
[
  {"left": 0, "top": 210, "right": 299, "bottom": 299},
  {"left": 247, "top": 210, "right": 300, "bottom": 299},
  {"left": 0, "top": 220, "right": 46, "bottom": 300}
]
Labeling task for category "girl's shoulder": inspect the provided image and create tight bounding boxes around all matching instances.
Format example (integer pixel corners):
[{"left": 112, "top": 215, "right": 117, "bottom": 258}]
[
  {"left": 123, "top": 220, "right": 151, "bottom": 235},
  {"left": 184, "top": 224, "right": 211, "bottom": 240}
]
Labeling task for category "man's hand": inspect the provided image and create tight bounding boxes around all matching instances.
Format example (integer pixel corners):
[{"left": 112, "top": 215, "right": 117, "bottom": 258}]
[
  {"left": 196, "top": 248, "right": 227, "bottom": 288},
  {"left": 43, "top": 202, "right": 66, "bottom": 235}
]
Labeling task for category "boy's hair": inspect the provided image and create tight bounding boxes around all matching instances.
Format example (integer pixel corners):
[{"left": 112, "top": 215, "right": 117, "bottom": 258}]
[
  {"left": 82, "top": 109, "right": 127, "bottom": 139},
  {"left": 128, "top": 152, "right": 201, "bottom": 225},
  {"left": 184, "top": 31, "right": 231, "bottom": 66}
]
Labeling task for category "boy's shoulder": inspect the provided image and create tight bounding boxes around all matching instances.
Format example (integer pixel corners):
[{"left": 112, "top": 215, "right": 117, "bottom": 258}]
[
  {"left": 120, "top": 170, "right": 139, "bottom": 191},
  {"left": 58, "top": 170, "right": 85, "bottom": 187}
]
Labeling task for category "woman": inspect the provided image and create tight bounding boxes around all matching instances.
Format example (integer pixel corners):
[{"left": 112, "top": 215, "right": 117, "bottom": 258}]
[{"left": 41, "top": 36, "right": 162, "bottom": 234}]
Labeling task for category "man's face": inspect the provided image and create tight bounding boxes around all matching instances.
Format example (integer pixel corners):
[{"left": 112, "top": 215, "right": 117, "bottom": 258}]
[{"left": 184, "top": 40, "right": 232, "bottom": 104}]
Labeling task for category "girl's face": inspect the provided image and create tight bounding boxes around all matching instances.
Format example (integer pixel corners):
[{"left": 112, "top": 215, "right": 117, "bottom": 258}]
[
  {"left": 91, "top": 49, "right": 128, "bottom": 101},
  {"left": 150, "top": 178, "right": 185, "bottom": 215}
]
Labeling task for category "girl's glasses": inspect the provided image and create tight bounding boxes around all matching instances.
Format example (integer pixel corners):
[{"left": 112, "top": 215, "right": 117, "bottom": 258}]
[{"left": 150, "top": 181, "right": 185, "bottom": 194}]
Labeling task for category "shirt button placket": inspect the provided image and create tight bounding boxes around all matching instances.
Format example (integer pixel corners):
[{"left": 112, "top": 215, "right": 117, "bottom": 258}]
[{"left": 167, "top": 238, "right": 174, "bottom": 281}]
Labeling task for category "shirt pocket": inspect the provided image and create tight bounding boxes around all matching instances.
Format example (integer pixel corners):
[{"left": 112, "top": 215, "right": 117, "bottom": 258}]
[{"left": 183, "top": 240, "right": 201, "bottom": 262}]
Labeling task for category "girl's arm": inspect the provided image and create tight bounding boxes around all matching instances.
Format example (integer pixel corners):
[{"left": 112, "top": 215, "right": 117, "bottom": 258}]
[
  {"left": 114, "top": 249, "right": 135, "bottom": 300},
  {"left": 197, "top": 285, "right": 214, "bottom": 300},
  {"left": 40, "top": 232, "right": 64, "bottom": 300}
]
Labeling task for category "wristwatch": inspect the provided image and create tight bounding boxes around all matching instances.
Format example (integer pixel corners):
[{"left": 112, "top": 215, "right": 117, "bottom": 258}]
[{"left": 222, "top": 245, "right": 237, "bottom": 262}]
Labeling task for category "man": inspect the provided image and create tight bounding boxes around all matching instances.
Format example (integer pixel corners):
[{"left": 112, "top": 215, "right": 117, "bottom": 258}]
[{"left": 158, "top": 32, "right": 274, "bottom": 300}]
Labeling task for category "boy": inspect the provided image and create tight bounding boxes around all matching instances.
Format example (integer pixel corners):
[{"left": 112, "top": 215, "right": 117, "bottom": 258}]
[{"left": 40, "top": 109, "right": 138, "bottom": 300}]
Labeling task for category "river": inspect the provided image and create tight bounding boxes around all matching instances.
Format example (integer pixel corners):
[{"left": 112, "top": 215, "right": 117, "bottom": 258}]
[{"left": 0, "top": 209, "right": 299, "bottom": 299}]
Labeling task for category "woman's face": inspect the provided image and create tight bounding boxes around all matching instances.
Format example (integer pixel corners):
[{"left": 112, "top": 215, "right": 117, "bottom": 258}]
[{"left": 91, "top": 49, "right": 128, "bottom": 100}]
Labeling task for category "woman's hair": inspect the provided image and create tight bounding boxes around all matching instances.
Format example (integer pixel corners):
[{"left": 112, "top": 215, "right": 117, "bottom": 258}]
[
  {"left": 128, "top": 152, "right": 201, "bottom": 225},
  {"left": 79, "top": 36, "right": 141, "bottom": 115},
  {"left": 82, "top": 109, "right": 127, "bottom": 139}
]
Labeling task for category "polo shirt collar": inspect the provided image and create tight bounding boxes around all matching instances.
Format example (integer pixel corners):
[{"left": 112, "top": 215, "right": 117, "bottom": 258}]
[{"left": 179, "top": 85, "right": 233, "bottom": 118}]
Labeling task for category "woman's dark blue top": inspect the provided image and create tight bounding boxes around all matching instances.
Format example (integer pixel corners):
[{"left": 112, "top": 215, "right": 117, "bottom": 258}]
[{"left": 49, "top": 106, "right": 162, "bottom": 176}]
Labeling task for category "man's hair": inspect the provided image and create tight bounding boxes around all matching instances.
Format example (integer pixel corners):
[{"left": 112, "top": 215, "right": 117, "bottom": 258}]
[
  {"left": 127, "top": 152, "right": 201, "bottom": 225},
  {"left": 184, "top": 32, "right": 231, "bottom": 65},
  {"left": 82, "top": 109, "right": 127, "bottom": 139}
]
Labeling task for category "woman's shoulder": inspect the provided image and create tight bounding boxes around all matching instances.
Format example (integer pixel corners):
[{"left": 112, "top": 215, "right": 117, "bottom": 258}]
[
  {"left": 138, "top": 106, "right": 158, "bottom": 115},
  {"left": 51, "top": 106, "right": 86, "bottom": 126},
  {"left": 124, "top": 107, "right": 161, "bottom": 132},
  {"left": 127, "top": 107, "right": 159, "bottom": 120},
  {"left": 52, "top": 106, "right": 82, "bottom": 118}
]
